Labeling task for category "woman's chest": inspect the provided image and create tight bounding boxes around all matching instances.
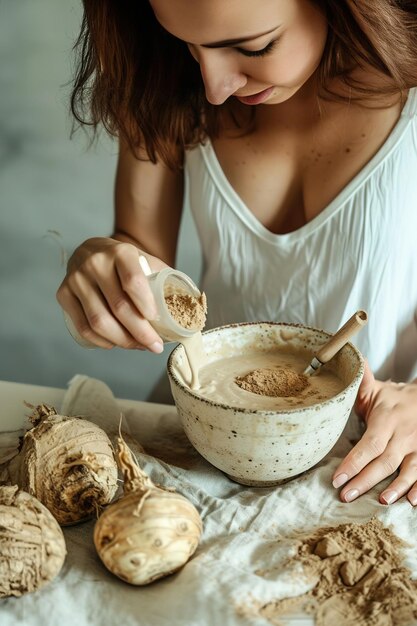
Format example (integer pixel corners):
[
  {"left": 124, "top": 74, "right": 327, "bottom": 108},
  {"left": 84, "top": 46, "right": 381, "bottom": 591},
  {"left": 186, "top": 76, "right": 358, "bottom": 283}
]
[{"left": 212, "top": 101, "right": 402, "bottom": 234}]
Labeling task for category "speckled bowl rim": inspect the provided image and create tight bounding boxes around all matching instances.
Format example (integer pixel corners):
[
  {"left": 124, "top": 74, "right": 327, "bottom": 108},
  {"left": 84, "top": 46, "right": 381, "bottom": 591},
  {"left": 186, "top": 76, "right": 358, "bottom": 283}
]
[{"left": 167, "top": 321, "right": 365, "bottom": 416}]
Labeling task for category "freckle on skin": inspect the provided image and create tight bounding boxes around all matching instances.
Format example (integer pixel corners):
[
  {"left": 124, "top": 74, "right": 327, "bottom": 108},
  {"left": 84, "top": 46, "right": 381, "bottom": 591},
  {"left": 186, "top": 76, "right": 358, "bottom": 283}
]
[{"left": 345, "top": 147, "right": 351, "bottom": 153}]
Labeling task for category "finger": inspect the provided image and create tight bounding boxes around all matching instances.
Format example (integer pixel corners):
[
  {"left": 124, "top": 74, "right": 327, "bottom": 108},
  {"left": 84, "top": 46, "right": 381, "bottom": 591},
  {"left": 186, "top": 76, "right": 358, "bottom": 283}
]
[
  {"left": 338, "top": 441, "right": 402, "bottom": 503},
  {"left": 354, "top": 358, "right": 376, "bottom": 419},
  {"left": 332, "top": 416, "right": 393, "bottom": 488},
  {"left": 95, "top": 271, "right": 164, "bottom": 352},
  {"left": 113, "top": 246, "right": 159, "bottom": 321},
  {"left": 379, "top": 453, "right": 417, "bottom": 505},
  {"left": 68, "top": 271, "right": 145, "bottom": 350},
  {"left": 57, "top": 284, "right": 114, "bottom": 350},
  {"left": 358, "top": 359, "right": 375, "bottom": 396}
]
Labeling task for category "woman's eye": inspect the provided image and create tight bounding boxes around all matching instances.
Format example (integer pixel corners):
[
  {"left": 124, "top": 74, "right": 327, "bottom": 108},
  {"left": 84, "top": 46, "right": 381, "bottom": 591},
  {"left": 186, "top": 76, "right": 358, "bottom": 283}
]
[{"left": 237, "top": 40, "right": 277, "bottom": 58}]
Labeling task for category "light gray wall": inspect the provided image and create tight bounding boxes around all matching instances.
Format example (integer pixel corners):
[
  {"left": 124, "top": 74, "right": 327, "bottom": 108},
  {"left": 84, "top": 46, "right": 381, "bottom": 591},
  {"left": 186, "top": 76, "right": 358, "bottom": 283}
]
[{"left": 0, "top": 0, "right": 202, "bottom": 401}]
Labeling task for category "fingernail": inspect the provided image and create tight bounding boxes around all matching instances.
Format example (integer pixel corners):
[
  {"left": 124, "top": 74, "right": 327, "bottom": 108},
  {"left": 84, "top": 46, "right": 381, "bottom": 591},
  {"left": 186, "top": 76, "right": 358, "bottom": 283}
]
[
  {"left": 149, "top": 341, "right": 164, "bottom": 354},
  {"left": 408, "top": 491, "right": 417, "bottom": 506},
  {"left": 381, "top": 490, "right": 398, "bottom": 505},
  {"left": 332, "top": 473, "right": 349, "bottom": 488},
  {"left": 344, "top": 489, "right": 360, "bottom": 502}
]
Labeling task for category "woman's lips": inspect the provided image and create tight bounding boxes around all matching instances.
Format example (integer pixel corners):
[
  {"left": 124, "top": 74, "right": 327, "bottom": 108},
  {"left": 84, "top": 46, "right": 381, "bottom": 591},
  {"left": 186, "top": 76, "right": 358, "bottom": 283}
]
[{"left": 235, "top": 86, "right": 275, "bottom": 105}]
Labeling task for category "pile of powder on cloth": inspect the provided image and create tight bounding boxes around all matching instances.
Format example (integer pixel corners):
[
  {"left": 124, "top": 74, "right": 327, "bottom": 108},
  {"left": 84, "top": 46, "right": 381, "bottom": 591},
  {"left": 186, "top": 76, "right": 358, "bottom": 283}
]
[
  {"left": 238, "top": 518, "right": 417, "bottom": 626},
  {"left": 235, "top": 367, "right": 309, "bottom": 397},
  {"left": 165, "top": 292, "right": 207, "bottom": 330}
]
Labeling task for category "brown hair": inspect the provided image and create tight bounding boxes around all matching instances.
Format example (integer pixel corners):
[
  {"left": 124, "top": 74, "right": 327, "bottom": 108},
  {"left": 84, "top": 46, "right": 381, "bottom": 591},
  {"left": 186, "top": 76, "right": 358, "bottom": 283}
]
[{"left": 71, "top": 0, "right": 417, "bottom": 169}]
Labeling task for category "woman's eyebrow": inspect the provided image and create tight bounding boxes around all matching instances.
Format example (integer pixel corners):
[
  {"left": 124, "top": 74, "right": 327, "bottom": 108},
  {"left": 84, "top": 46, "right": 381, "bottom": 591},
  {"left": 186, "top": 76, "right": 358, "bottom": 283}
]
[{"left": 200, "top": 25, "right": 280, "bottom": 48}]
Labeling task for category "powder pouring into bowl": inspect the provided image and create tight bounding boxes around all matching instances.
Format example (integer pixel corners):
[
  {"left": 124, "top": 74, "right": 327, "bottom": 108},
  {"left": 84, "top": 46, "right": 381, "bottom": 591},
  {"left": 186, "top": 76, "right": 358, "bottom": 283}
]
[{"left": 164, "top": 291, "right": 207, "bottom": 390}]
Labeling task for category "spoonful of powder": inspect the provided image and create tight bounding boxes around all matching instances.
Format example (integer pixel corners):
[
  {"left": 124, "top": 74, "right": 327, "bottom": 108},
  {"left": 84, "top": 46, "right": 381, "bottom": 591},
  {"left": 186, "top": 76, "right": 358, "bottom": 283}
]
[{"left": 235, "top": 367, "right": 309, "bottom": 397}]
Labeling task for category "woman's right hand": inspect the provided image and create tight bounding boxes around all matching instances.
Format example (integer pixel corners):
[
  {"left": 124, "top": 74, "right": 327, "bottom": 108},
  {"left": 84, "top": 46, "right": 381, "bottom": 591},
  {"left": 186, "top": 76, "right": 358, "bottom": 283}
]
[{"left": 56, "top": 237, "right": 165, "bottom": 353}]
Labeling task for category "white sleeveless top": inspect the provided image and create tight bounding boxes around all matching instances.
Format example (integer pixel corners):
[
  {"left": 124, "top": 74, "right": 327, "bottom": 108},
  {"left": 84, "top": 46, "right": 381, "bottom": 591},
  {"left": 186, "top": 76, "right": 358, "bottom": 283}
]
[{"left": 184, "top": 89, "right": 417, "bottom": 382}]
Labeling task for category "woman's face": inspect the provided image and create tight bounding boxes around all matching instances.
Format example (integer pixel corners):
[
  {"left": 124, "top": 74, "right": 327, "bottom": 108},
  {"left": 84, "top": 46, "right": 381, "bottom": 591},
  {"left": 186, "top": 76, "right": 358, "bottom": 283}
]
[{"left": 149, "top": 0, "right": 328, "bottom": 106}]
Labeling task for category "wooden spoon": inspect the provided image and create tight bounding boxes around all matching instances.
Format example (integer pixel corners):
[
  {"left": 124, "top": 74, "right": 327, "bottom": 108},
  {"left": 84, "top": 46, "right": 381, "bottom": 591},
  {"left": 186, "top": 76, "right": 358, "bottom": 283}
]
[{"left": 303, "top": 310, "right": 368, "bottom": 376}]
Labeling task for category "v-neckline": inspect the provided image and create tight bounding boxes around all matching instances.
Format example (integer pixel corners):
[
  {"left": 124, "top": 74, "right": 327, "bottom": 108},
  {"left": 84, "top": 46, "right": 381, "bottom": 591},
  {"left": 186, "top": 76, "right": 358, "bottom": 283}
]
[{"left": 199, "top": 89, "right": 416, "bottom": 244}]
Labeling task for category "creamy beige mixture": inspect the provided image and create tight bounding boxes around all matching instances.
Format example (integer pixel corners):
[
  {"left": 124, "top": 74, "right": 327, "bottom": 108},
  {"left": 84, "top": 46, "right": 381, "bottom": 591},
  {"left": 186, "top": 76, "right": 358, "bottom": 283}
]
[
  {"left": 193, "top": 350, "right": 344, "bottom": 409},
  {"left": 173, "top": 298, "right": 344, "bottom": 405},
  {"left": 181, "top": 333, "right": 205, "bottom": 390}
]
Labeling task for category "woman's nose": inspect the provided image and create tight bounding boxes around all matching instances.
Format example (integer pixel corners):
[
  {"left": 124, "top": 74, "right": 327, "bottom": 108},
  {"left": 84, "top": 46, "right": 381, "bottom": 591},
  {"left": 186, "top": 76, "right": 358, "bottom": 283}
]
[{"left": 198, "top": 51, "right": 247, "bottom": 105}]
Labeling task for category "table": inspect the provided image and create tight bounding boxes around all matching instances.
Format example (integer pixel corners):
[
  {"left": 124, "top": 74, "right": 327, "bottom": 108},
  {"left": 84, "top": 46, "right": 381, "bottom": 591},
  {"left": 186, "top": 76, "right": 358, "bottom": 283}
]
[{"left": 1, "top": 377, "right": 416, "bottom": 626}]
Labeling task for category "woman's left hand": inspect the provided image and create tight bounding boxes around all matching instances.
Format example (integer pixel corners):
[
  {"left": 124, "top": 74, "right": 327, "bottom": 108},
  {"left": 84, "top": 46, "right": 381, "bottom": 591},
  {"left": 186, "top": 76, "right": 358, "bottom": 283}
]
[{"left": 332, "top": 360, "right": 417, "bottom": 506}]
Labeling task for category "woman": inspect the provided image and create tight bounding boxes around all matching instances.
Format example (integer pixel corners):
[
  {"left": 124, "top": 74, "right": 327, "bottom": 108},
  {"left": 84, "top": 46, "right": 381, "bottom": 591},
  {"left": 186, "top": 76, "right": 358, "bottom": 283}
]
[{"left": 57, "top": 0, "right": 417, "bottom": 506}]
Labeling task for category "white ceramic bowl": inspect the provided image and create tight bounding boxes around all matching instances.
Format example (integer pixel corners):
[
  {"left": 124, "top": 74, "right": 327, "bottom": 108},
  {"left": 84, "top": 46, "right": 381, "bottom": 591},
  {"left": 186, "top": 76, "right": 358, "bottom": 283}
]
[{"left": 167, "top": 322, "right": 364, "bottom": 486}]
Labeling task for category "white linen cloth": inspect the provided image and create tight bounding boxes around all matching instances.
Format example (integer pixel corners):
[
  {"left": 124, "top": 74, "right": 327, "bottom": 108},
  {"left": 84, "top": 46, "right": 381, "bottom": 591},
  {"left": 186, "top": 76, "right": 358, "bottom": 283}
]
[{"left": 1, "top": 375, "right": 417, "bottom": 626}]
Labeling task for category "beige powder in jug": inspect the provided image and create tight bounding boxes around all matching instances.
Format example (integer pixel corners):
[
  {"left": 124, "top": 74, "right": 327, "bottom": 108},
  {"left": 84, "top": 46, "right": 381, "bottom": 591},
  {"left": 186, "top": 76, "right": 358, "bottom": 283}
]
[
  {"left": 165, "top": 292, "right": 207, "bottom": 330},
  {"left": 237, "top": 518, "right": 417, "bottom": 626}
]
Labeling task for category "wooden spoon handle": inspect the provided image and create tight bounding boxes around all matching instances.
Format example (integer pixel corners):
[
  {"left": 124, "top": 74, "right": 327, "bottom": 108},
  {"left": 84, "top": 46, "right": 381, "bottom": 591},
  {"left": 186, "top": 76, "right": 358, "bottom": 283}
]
[{"left": 316, "top": 310, "right": 368, "bottom": 364}]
